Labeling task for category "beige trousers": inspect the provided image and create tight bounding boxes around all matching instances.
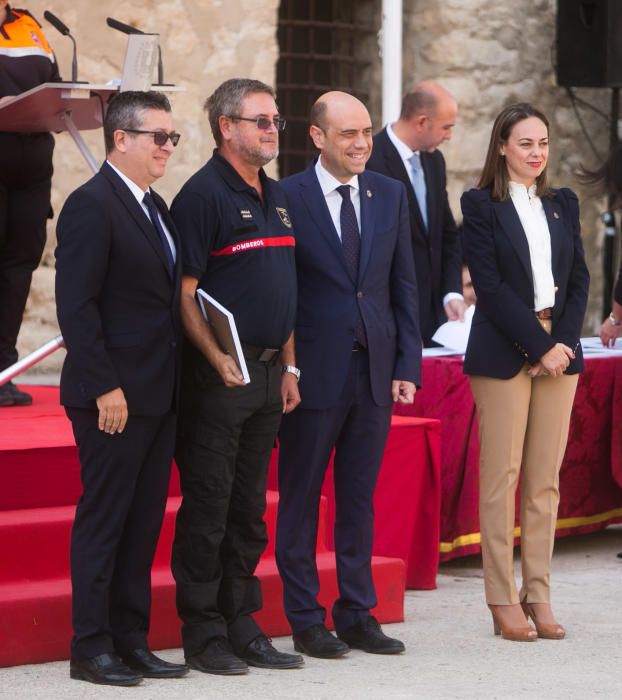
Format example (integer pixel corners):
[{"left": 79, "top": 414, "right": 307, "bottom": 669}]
[{"left": 469, "top": 363, "right": 578, "bottom": 605}]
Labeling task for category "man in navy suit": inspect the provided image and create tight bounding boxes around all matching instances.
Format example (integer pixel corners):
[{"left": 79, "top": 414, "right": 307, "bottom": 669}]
[
  {"left": 56, "top": 91, "right": 187, "bottom": 686},
  {"left": 276, "top": 91, "right": 422, "bottom": 658},
  {"left": 367, "top": 81, "right": 464, "bottom": 345}
]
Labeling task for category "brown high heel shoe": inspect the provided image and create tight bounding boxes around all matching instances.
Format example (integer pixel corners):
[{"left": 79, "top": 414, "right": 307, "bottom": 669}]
[
  {"left": 488, "top": 605, "right": 537, "bottom": 642},
  {"left": 520, "top": 601, "right": 566, "bottom": 640}
]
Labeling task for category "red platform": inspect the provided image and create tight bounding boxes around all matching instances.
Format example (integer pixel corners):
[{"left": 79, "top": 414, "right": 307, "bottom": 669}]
[{"left": 0, "top": 387, "right": 411, "bottom": 668}]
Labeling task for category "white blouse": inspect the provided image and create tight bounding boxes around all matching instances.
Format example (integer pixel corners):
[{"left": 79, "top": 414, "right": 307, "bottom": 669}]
[{"left": 508, "top": 181, "right": 555, "bottom": 311}]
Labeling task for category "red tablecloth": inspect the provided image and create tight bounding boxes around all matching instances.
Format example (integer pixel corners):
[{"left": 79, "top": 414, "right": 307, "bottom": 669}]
[
  {"left": 268, "top": 416, "right": 441, "bottom": 589},
  {"left": 394, "top": 356, "right": 622, "bottom": 561}
]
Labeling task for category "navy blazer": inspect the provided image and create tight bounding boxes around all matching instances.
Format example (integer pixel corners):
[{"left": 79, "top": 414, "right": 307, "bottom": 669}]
[
  {"left": 461, "top": 187, "right": 589, "bottom": 379},
  {"left": 281, "top": 164, "right": 422, "bottom": 410},
  {"left": 55, "top": 162, "right": 182, "bottom": 415},
  {"left": 367, "top": 127, "right": 462, "bottom": 341}
]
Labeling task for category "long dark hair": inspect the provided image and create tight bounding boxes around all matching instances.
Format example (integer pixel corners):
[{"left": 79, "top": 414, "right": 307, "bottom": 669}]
[
  {"left": 477, "top": 102, "right": 552, "bottom": 201},
  {"left": 579, "top": 142, "right": 622, "bottom": 206}
]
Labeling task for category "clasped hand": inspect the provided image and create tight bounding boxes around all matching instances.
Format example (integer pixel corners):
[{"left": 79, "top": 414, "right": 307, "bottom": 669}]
[{"left": 527, "top": 343, "right": 574, "bottom": 377}]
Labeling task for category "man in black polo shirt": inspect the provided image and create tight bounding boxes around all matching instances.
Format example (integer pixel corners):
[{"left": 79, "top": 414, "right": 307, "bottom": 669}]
[{"left": 170, "top": 78, "right": 302, "bottom": 675}]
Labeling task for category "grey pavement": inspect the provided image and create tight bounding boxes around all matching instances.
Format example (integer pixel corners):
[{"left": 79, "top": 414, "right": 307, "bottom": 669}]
[{"left": 1, "top": 526, "right": 620, "bottom": 700}]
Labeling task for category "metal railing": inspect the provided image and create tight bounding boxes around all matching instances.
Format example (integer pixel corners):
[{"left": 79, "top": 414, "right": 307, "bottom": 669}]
[{"left": 0, "top": 335, "right": 64, "bottom": 386}]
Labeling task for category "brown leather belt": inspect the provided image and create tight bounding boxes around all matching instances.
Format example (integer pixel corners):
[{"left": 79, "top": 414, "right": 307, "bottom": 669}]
[
  {"left": 535, "top": 307, "right": 553, "bottom": 320},
  {"left": 241, "top": 342, "right": 280, "bottom": 363}
]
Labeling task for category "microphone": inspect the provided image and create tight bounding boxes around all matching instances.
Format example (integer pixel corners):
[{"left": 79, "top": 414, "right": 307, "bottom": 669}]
[
  {"left": 43, "top": 10, "right": 69, "bottom": 35},
  {"left": 106, "top": 17, "right": 167, "bottom": 85},
  {"left": 44, "top": 10, "right": 80, "bottom": 82},
  {"left": 106, "top": 17, "right": 144, "bottom": 35}
]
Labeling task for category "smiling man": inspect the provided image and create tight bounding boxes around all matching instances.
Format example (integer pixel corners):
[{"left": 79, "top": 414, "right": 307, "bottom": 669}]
[
  {"left": 170, "top": 79, "right": 302, "bottom": 675},
  {"left": 55, "top": 91, "right": 186, "bottom": 686},
  {"left": 275, "top": 91, "right": 422, "bottom": 658}
]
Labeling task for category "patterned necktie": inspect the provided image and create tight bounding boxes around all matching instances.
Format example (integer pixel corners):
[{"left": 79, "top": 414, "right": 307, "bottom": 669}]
[
  {"left": 336, "top": 185, "right": 360, "bottom": 280},
  {"left": 409, "top": 152, "right": 428, "bottom": 231},
  {"left": 143, "top": 192, "right": 174, "bottom": 277},
  {"left": 336, "top": 185, "right": 367, "bottom": 347}
]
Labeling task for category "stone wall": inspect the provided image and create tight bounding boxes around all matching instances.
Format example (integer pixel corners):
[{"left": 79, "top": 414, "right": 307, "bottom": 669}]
[{"left": 12, "top": 0, "right": 613, "bottom": 376}]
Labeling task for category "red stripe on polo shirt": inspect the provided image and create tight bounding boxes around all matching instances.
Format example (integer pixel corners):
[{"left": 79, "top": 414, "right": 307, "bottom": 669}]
[{"left": 210, "top": 236, "right": 295, "bottom": 257}]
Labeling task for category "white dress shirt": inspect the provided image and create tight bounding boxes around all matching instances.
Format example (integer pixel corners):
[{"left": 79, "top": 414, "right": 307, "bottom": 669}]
[
  {"left": 508, "top": 181, "right": 555, "bottom": 311},
  {"left": 315, "top": 156, "right": 361, "bottom": 239},
  {"left": 385, "top": 123, "right": 463, "bottom": 307},
  {"left": 106, "top": 160, "right": 176, "bottom": 263}
]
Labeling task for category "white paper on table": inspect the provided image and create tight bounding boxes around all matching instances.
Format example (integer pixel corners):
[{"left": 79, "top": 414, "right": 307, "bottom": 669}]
[
  {"left": 581, "top": 336, "right": 622, "bottom": 357},
  {"left": 431, "top": 304, "right": 475, "bottom": 354}
]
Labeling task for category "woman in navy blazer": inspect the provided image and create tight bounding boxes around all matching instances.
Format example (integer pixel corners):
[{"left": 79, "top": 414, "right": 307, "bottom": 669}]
[{"left": 461, "top": 103, "right": 589, "bottom": 642}]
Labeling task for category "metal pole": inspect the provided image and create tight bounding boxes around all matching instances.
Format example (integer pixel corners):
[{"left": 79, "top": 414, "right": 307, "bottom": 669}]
[
  {"left": 381, "top": 0, "right": 403, "bottom": 126},
  {"left": 0, "top": 335, "right": 65, "bottom": 386},
  {"left": 62, "top": 110, "right": 100, "bottom": 174}
]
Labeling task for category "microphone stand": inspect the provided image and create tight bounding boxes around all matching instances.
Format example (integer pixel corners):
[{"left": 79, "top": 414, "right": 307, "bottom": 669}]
[{"left": 43, "top": 10, "right": 84, "bottom": 83}]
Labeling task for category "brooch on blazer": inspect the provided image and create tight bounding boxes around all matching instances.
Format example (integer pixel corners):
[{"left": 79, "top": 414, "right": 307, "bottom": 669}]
[
  {"left": 553, "top": 211, "right": 560, "bottom": 219},
  {"left": 366, "top": 190, "right": 372, "bottom": 198}
]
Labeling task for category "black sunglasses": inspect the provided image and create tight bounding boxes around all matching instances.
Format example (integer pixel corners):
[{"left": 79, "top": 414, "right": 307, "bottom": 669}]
[
  {"left": 229, "top": 115, "right": 286, "bottom": 132},
  {"left": 123, "top": 129, "right": 181, "bottom": 147}
]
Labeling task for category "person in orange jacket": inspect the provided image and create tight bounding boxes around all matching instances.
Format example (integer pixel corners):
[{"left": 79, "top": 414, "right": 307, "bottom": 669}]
[{"left": 0, "top": 2, "right": 60, "bottom": 406}]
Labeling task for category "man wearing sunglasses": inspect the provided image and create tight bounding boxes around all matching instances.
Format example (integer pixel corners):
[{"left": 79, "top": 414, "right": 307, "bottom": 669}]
[
  {"left": 170, "top": 78, "right": 302, "bottom": 675},
  {"left": 55, "top": 91, "right": 187, "bottom": 686}
]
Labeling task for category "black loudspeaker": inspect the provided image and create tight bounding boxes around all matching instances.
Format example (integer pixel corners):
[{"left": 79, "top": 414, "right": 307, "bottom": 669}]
[{"left": 556, "top": 0, "right": 622, "bottom": 87}]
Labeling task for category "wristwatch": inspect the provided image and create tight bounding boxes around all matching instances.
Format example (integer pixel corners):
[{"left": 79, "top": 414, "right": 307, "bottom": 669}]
[
  {"left": 282, "top": 365, "right": 301, "bottom": 381},
  {"left": 609, "top": 312, "right": 621, "bottom": 326}
]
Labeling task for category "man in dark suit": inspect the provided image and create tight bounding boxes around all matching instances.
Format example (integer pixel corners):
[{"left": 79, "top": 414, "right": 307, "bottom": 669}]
[
  {"left": 275, "top": 91, "right": 422, "bottom": 658},
  {"left": 55, "top": 91, "right": 187, "bottom": 686},
  {"left": 367, "top": 80, "right": 464, "bottom": 345}
]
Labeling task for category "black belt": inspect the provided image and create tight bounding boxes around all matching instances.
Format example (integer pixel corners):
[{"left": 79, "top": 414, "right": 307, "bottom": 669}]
[{"left": 241, "top": 342, "right": 280, "bottom": 363}]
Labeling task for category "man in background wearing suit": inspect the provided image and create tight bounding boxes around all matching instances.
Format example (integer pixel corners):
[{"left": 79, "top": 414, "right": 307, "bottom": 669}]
[
  {"left": 276, "top": 91, "right": 421, "bottom": 659},
  {"left": 55, "top": 91, "right": 187, "bottom": 686},
  {"left": 367, "top": 80, "right": 464, "bottom": 345}
]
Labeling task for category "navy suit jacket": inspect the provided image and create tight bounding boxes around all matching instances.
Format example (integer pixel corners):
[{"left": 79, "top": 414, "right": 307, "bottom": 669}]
[
  {"left": 461, "top": 187, "right": 589, "bottom": 379},
  {"left": 55, "top": 162, "right": 182, "bottom": 415},
  {"left": 281, "top": 164, "right": 422, "bottom": 410},
  {"left": 367, "top": 127, "right": 462, "bottom": 342}
]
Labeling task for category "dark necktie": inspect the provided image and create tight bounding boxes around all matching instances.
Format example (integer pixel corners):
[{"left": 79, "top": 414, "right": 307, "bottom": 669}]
[
  {"left": 337, "top": 185, "right": 360, "bottom": 281},
  {"left": 143, "top": 192, "right": 174, "bottom": 276},
  {"left": 336, "top": 185, "right": 367, "bottom": 347}
]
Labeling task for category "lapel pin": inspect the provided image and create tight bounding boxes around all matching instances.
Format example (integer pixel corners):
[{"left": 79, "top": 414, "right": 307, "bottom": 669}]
[
  {"left": 553, "top": 211, "right": 559, "bottom": 219},
  {"left": 366, "top": 190, "right": 372, "bottom": 198}
]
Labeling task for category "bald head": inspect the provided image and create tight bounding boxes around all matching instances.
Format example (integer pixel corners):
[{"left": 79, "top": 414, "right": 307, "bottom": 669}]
[
  {"left": 311, "top": 91, "right": 369, "bottom": 129},
  {"left": 400, "top": 81, "right": 454, "bottom": 120},
  {"left": 394, "top": 81, "right": 458, "bottom": 152},
  {"left": 309, "top": 91, "right": 373, "bottom": 183}
]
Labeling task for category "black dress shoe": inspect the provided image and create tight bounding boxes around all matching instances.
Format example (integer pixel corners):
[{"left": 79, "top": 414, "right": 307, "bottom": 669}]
[
  {"left": 70, "top": 653, "right": 143, "bottom": 686},
  {"left": 0, "top": 381, "right": 32, "bottom": 407},
  {"left": 120, "top": 648, "right": 189, "bottom": 678},
  {"left": 293, "top": 624, "right": 350, "bottom": 658},
  {"left": 186, "top": 637, "right": 248, "bottom": 675},
  {"left": 239, "top": 635, "right": 304, "bottom": 669},
  {"left": 337, "top": 616, "right": 405, "bottom": 654}
]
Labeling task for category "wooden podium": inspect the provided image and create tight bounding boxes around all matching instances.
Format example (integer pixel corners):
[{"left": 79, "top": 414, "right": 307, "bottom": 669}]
[
  {"left": 0, "top": 82, "right": 119, "bottom": 173},
  {"left": 0, "top": 82, "right": 183, "bottom": 174}
]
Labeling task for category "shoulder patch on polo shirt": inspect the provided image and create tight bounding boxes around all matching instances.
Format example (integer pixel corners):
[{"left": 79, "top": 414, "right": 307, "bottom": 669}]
[{"left": 276, "top": 207, "right": 292, "bottom": 228}]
